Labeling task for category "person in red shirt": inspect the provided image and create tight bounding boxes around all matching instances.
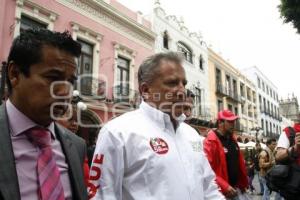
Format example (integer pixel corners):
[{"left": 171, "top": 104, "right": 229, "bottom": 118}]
[
  {"left": 57, "top": 103, "right": 90, "bottom": 187},
  {"left": 204, "top": 110, "right": 248, "bottom": 199}
]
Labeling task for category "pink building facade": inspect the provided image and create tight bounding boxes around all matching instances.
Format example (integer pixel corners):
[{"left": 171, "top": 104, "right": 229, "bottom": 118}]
[{"left": 0, "top": 0, "right": 155, "bottom": 144}]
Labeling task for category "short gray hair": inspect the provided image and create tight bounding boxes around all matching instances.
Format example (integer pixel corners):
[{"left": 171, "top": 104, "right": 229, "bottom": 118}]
[{"left": 138, "top": 51, "right": 182, "bottom": 85}]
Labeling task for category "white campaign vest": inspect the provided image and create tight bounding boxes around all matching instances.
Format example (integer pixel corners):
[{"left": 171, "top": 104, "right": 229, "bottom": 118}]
[{"left": 89, "top": 102, "right": 224, "bottom": 200}]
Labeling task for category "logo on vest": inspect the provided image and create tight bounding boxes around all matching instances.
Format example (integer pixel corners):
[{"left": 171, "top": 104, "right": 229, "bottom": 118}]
[{"left": 150, "top": 138, "right": 169, "bottom": 154}]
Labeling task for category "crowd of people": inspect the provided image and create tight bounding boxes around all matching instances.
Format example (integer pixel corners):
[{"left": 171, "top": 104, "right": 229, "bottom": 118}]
[{"left": 1, "top": 29, "right": 300, "bottom": 200}]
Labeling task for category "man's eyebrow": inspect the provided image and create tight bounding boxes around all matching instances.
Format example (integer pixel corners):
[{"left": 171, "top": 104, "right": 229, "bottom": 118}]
[
  {"left": 44, "top": 68, "right": 64, "bottom": 75},
  {"left": 44, "top": 69, "right": 77, "bottom": 81}
]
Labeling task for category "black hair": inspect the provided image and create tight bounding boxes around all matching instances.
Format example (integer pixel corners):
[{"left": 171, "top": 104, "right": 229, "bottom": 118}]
[
  {"left": 266, "top": 138, "right": 276, "bottom": 145},
  {"left": 6, "top": 29, "right": 81, "bottom": 94}
]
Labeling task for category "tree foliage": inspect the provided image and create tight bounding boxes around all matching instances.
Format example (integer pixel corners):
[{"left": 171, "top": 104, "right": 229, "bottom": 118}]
[{"left": 279, "top": 0, "right": 300, "bottom": 33}]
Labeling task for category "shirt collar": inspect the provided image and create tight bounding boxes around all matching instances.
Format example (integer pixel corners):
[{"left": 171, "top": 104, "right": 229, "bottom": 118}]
[
  {"left": 139, "top": 101, "right": 186, "bottom": 130},
  {"left": 6, "top": 99, "right": 56, "bottom": 138}
]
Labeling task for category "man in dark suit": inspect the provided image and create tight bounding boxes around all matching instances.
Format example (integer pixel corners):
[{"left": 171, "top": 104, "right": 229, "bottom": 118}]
[{"left": 0, "top": 29, "right": 88, "bottom": 200}]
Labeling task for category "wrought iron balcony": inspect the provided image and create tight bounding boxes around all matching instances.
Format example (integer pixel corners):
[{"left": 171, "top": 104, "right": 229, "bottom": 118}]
[
  {"left": 216, "top": 84, "right": 228, "bottom": 96},
  {"left": 113, "top": 85, "right": 139, "bottom": 106},
  {"left": 235, "top": 121, "right": 244, "bottom": 132}
]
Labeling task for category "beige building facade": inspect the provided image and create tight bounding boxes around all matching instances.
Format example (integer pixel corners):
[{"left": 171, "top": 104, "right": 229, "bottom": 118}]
[{"left": 208, "top": 48, "right": 258, "bottom": 139}]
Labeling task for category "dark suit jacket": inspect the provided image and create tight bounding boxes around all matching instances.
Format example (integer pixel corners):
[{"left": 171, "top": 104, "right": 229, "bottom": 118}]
[{"left": 0, "top": 104, "right": 88, "bottom": 200}]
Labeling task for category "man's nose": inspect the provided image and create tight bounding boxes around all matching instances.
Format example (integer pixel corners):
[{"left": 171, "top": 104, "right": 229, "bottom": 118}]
[
  {"left": 176, "top": 82, "right": 186, "bottom": 99},
  {"left": 52, "top": 81, "right": 73, "bottom": 98}
]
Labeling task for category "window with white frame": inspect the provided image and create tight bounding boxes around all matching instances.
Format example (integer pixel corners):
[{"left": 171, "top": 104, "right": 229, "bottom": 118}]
[
  {"left": 71, "top": 22, "right": 102, "bottom": 97},
  {"left": 163, "top": 31, "right": 169, "bottom": 49},
  {"left": 113, "top": 43, "right": 135, "bottom": 103},
  {"left": 217, "top": 99, "right": 223, "bottom": 112},
  {"left": 20, "top": 15, "right": 47, "bottom": 33},
  {"left": 177, "top": 42, "right": 193, "bottom": 63},
  {"left": 13, "top": 1, "right": 57, "bottom": 38},
  {"left": 257, "top": 77, "right": 261, "bottom": 88},
  {"left": 234, "top": 107, "right": 238, "bottom": 115},
  {"left": 228, "top": 104, "right": 233, "bottom": 111},
  {"left": 77, "top": 39, "right": 94, "bottom": 95},
  {"left": 199, "top": 54, "right": 204, "bottom": 70},
  {"left": 195, "top": 87, "right": 202, "bottom": 116},
  {"left": 116, "top": 57, "right": 130, "bottom": 97}
]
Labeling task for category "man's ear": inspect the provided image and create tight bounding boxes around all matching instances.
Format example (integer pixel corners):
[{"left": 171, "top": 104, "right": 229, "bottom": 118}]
[
  {"left": 139, "top": 82, "right": 150, "bottom": 100},
  {"left": 7, "top": 62, "right": 21, "bottom": 88}
]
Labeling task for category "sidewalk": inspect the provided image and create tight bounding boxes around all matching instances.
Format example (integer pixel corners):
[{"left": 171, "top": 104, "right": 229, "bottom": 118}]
[{"left": 248, "top": 173, "right": 281, "bottom": 200}]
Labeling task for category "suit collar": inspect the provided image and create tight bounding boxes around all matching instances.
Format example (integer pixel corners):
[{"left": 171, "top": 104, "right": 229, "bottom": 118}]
[
  {"left": 0, "top": 103, "right": 21, "bottom": 200},
  {"left": 54, "top": 123, "right": 86, "bottom": 200}
]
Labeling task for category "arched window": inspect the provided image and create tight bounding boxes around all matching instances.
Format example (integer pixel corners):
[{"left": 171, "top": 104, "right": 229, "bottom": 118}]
[
  {"left": 177, "top": 42, "right": 193, "bottom": 63},
  {"left": 163, "top": 31, "right": 169, "bottom": 49},
  {"left": 199, "top": 54, "right": 204, "bottom": 70}
]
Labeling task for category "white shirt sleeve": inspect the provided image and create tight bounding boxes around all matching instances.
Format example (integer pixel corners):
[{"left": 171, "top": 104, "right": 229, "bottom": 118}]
[
  {"left": 88, "top": 127, "right": 124, "bottom": 200},
  {"left": 277, "top": 132, "right": 290, "bottom": 149},
  {"left": 202, "top": 153, "right": 226, "bottom": 200}
]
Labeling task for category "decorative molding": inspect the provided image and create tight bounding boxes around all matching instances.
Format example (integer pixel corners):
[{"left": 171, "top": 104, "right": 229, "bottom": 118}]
[
  {"left": 13, "top": 0, "right": 58, "bottom": 37},
  {"left": 56, "top": 0, "right": 155, "bottom": 50},
  {"left": 155, "top": 9, "right": 207, "bottom": 49},
  {"left": 113, "top": 42, "right": 136, "bottom": 58},
  {"left": 71, "top": 22, "right": 102, "bottom": 97},
  {"left": 71, "top": 21, "right": 103, "bottom": 41},
  {"left": 112, "top": 41, "right": 136, "bottom": 98}
]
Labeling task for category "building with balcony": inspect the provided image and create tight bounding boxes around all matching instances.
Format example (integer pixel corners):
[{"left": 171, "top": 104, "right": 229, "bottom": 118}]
[
  {"left": 242, "top": 66, "right": 281, "bottom": 139},
  {"left": 238, "top": 73, "right": 259, "bottom": 138},
  {"left": 208, "top": 49, "right": 259, "bottom": 138},
  {"left": 0, "top": 0, "right": 155, "bottom": 145},
  {"left": 149, "top": 0, "right": 211, "bottom": 135},
  {"left": 208, "top": 48, "right": 241, "bottom": 134}
]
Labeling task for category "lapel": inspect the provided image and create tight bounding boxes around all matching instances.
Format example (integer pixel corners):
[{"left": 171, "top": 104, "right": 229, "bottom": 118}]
[
  {"left": 55, "top": 124, "right": 86, "bottom": 200},
  {"left": 0, "top": 104, "right": 21, "bottom": 200}
]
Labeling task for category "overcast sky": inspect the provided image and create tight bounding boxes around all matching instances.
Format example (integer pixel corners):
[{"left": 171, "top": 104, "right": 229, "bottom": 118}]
[{"left": 118, "top": 0, "right": 300, "bottom": 101}]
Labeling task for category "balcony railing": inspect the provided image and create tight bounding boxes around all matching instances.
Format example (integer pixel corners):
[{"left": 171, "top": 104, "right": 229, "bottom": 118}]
[
  {"left": 216, "top": 84, "right": 227, "bottom": 96},
  {"left": 227, "top": 88, "right": 241, "bottom": 102},
  {"left": 75, "top": 76, "right": 108, "bottom": 100},
  {"left": 113, "top": 85, "right": 139, "bottom": 106},
  {"left": 235, "top": 121, "right": 245, "bottom": 132},
  {"left": 196, "top": 106, "right": 212, "bottom": 121}
]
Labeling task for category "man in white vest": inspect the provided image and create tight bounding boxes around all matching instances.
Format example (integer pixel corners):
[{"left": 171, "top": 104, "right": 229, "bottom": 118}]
[{"left": 88, "top": 52, "right": 224, "bottom": 200}]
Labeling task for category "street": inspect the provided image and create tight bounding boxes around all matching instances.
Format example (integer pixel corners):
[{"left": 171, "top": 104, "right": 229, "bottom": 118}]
[{"left": 248, "top": 173, "right": 282, "bottom": 200}]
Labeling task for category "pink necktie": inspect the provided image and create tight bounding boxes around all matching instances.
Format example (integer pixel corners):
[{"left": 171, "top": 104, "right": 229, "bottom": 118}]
[{"left": 26, "top": 127, "right": 65, "bottom": 200}]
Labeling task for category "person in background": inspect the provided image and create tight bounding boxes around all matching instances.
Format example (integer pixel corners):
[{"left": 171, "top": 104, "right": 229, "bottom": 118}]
[
  {"left": 57, "top": 101, "right": 90, "bottom": 187},
  {"left": 246, "top": 158, "right": 255, "bottom": 194},
  {"left": 275, "top": 123, "right": 300, "bottom": 200},
  {"left": 87, "top": 136, "right": 97, "bottom": 166},
  {"left": 259, "top": 138, "right": 277, "bottom": 200},
  {"left": 57, "top": 103, "right": 79, "bottom": 134},
  {"left": 204, "top": 110, "right": 248, "bottom": 199},
  {"left": 254, "top": 142, "right": 264, "bottom": 195}
]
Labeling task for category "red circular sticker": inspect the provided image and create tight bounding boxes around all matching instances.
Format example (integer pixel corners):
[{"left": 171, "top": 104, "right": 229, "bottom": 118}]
[{"left": 149, "top": 138, "right": 169, "bottom": 154}]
